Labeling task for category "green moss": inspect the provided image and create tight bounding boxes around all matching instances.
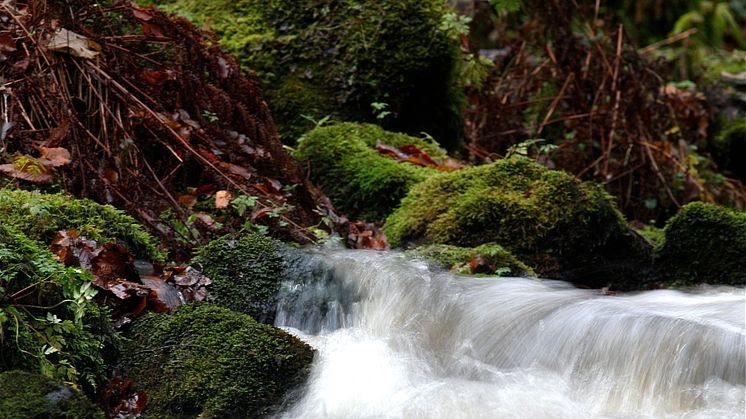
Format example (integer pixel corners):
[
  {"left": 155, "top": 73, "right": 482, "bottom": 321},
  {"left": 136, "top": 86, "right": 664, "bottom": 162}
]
[
  {"left": 0, "top": 371, "right": 104, "bottom": 419},
  {"left": 122, "top": 303, "right": 315, "bottom": 418},
  {"left": 656, "top": 202, "right": 746, "bottom": 286},
  {"left": 192, "top": 232, "right": 286, "bottom": 323},
  {"left": 295, "top": 122, "right": 447, "bottom": 220},
  {"left": 157, "top": 0, "right": 463, "bottom": 145},
  {"left": 635, "top": 225, "right": 666, "bottom": 250},
  {"left": 385, "top": 158, "right": 652, "bottom": 289},
  {"left": 0, "top": 189, "right": 162, "bottom": 260},
  {"left": 711, "top": 116, "right": 746, "bottom": 181},
  {"left": 408, "top": 243, "right": 535, "bottom": 277},
  {"left": 0, "top": 224, "right": 108, "bottom": 390}
]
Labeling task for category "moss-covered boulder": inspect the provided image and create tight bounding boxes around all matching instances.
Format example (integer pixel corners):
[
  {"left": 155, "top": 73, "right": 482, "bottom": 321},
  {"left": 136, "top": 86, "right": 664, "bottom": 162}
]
[
  {"left": 157, "top": 0, "right": 462, "bottom": 144},
  {"left": 408, "top": 243, "right": 535, "bottom": 277},
  {"left": 296, "top": 122, "right": 448, "bottom": 220},
  {"left": 122, "top": 303, "right": 315, "bottom": 418},
  {"left": 0, "top": 189, "right": 161, "bottom": 259},
  {"left": 656, "top": 202, "right": 746, "bottom": 286},
  {"left": 0, "top": 371, "right": 104, "bottom": 419},
  {"left": 0, "top": 223, "right": 107, "bottom": 390},
  {"left": 385, "top": 158, "right": 652, "bottom": 289},
  {"left": 192, "top": 232, "right": 287, "bottom": 323}
]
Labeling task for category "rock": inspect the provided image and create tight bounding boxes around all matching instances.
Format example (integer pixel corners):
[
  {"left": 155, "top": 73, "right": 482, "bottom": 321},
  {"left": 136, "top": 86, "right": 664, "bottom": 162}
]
[
  {"left": 408, "top": 243, "right": 535, "bottom": 277},
  {"left": 385, "top": 158, "right": 652, "bottom": 289},
  {"left": 656, "top": 202, "right": 746, "bottom": 286},
  {"left": 295, "top": 122, "right": 447, "bottom": 220},
  {"left": 0, "top": 189, "right": 162, "bottom": 260},
  {"left": 121, "top": 303, "right": 315, "bottom": 418},
  {"left": 0, "top": 371, "right": 104, "bottom": 419},
  {"left": 157, "top": 0, "right": 464, "bottom": 145},
  {"left": 191, "top": 232, "right": 287, "bottom": 323}
]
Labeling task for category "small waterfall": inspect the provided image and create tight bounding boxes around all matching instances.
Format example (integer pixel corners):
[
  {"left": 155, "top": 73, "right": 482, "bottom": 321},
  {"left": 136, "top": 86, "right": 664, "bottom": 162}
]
[{"left": 275, "top": 247, "right": 746, "bottom": 418}]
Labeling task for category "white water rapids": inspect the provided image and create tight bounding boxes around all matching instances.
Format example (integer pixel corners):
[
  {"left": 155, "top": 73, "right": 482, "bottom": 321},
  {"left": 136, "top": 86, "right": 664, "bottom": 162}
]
[{"left": 273, "top": 247, "right": 746, "bottom": 419}]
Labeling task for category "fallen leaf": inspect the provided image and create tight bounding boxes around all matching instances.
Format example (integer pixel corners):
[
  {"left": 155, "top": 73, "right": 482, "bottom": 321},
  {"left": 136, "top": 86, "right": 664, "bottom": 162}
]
[
  {"left": 0, "top": 156, "right": 53, "bottom": 183},
  {"left": 45, "top": 28, "right": 101, "bottom": 59},
  {"left": 142, "top": 22, "right": 165, "bottom": 38},
  {"left": 0, "top": 32, "right": 16, "bottom": 53},
  {"left": 37, "top": 146, "right": 72, "bottom": 167},
  {"left": 215, "top": 190, "right": 232, "bottom": 209}
]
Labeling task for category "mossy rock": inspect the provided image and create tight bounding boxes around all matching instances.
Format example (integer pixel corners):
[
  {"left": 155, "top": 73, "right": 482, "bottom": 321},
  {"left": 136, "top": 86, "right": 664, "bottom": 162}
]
[
  {"left": 157, "top": 0, "right": 463, "bottom": 145},
  {"left": 385, "top": 158, "right": 652, "bottom": 289},
  {"left": 408, "top": 243, "right": 535, "bottom": 277},
  {"left": 656, "top": 202, "right": 746, "bottom": 286},
  {"left": 0, "top": 371, "right": 104, "bottom": 419},
  {"left": 0, "top": 223, "right": 107, "bottom": 390},
  {"left": 192, "top": 232, "right": 286, "bottom": 323},
  {"left": 0, "top": 189, "right": 162, "bottom": 260},
  {"left": 122, "top": 303, "right": 315, "bottom": 418},
  {"left": 295, "top": 122, "right": 447, "bottom": 220}
]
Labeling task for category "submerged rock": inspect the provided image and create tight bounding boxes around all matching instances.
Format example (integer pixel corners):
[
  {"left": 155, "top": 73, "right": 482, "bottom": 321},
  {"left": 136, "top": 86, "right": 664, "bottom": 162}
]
[
  {"left": 157, "top": 0, "right": 463, "bottom": 144},
  {"left": 385, "top": 158, "right": 652, "bottom": 289},
  {"left": 408, "top": 243, "right": 535, "bottom": 277},
  {"left": 296, "top": 122, "right": 448, "bottom": 220},
  {"left": 656, "top": 202, "right": 746, "bottom": 286},
  {"left": 122, "top": 303, "right": 315, "bottom": 418},
  {"left": 0, "top": 371, "right": 104, "bottom": 419}
]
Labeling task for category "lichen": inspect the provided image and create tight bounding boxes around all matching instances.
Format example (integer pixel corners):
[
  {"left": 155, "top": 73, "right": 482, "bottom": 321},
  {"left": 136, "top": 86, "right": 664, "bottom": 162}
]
[
  {"left": 0, "top": 189, "right": 162, "bottom": 260},
  {"left": 385, "top": 158, "right": 652, "bottom": 289},
  {"left": 0, "top": 371, "right": 104, "bottom": 419},
  {"left": 656, "top": 202, "right": 746, "bottom": 286},
  {"left": 295, "top": 122, "right": 448, "bottom": 220},
  {"left": 191, "top": 232, "right": 286, "bottom": 323},
  {"left": 156, "top": 0, "right": 463, "bottom": 145},
  {"left": 408, "top": 243, "right": 535, "bottom": 277},
  {"left": 122, "top": 303, "right": 315, "bottom": 418}
]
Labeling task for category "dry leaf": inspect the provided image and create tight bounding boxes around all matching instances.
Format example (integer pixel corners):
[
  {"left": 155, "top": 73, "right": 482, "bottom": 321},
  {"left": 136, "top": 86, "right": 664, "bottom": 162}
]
[
  {"left": 37, "top": 146, "right": 72, "bottom": 167},
  {"left": 215, "top": 190, "right": 232, "bottom": 209},
  {"left": 45, "top": 28, "right": 101, "bottom": 59}
]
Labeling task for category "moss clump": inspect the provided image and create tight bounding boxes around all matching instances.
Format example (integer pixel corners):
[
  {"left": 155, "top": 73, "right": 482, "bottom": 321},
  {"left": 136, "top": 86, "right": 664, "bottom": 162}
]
[
  {"left": 656, "top": 202, "right": 746, "bottom": 286},
  {"left": 408, "top": 243, "right": 535, "bottom": 277},
  {"left": 296, "top": 122, "right": 447, "bottom": 220},
  {"left": 385, "top": 158, "right": 652, "bottom": 289},
  {"left": 0, "top": 371, "right": 104, "bottom": 419},
  {"left": 122, "top": 303, "right": 315, "bottom": 418},
  {"left": 0, "top": 223, "right": 107, "bottom": 390},
  {"left": 157, "top": 0, "right": 462, "bottom": 144},
  {"left": 192, "top": 232, "right": 286, "bottom": 323},
  {"left": 0, "top": 189, "right": 162, "bottom": 259},
  {"left": 711, "top": 116, "right": 746, "bottom": 182}
]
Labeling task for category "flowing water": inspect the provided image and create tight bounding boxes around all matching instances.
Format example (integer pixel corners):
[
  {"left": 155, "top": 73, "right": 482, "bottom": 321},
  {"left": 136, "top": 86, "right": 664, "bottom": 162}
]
[{"left": 274, "top": 246, "right": 746, "bottom": 419}]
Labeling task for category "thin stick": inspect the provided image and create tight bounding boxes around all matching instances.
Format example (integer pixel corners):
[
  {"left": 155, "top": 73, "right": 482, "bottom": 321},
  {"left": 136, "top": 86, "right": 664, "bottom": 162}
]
[{"left": 639, "top": 28, "right": 698, "bottom": 54}]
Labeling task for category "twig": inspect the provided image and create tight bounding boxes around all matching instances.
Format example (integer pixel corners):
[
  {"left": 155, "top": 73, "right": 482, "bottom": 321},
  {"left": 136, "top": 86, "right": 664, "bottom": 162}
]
[{"left": 639, "top": 28, "right": 698, "bottom": 54}]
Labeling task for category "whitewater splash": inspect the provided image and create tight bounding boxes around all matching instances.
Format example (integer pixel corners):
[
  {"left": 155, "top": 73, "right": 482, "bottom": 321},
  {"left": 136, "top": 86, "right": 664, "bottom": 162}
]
[{"left": 274, "top": 246, "right": 746, "bottom": 419}]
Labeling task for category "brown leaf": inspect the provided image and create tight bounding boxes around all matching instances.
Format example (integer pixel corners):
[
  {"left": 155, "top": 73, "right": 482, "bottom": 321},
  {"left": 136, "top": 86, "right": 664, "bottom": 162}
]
[
  {"left": 215, "top": 190, "right": 232, "bottom": 209},
  {"left": 45, "top": 28, "right": 101, "bottom": 59},
  {"left": 129, "top": 2, "right": 154, "bottom": 22},
  {"left": 142, "top": 23, "right": 165, "bottom": 38},
  {"left": 0, "top": 32, "right": 16, "bottom": 53},
  {"left": 0, "top": 156, "right": 54, "bottom": 183},
  {"left": 37, "top": 146, "right": 72, "bottom": 167},
  {"left": 177, "top": 194, "right": 197, "bottom": 209},
  {"left": 140, "top": 68, "right": 175, "bottom": 85}
]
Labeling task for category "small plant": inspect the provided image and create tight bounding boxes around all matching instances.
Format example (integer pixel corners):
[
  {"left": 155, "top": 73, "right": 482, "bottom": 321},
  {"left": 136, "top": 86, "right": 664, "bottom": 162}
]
[{"left": 370, "top": 102, "right": 391, "bottom": 121}]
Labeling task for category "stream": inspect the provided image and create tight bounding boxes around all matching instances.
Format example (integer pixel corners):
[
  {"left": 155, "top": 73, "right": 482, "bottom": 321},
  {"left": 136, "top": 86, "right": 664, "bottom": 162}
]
[{"left": 273, "top": 246, "right": 746, "bottom": 418}]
